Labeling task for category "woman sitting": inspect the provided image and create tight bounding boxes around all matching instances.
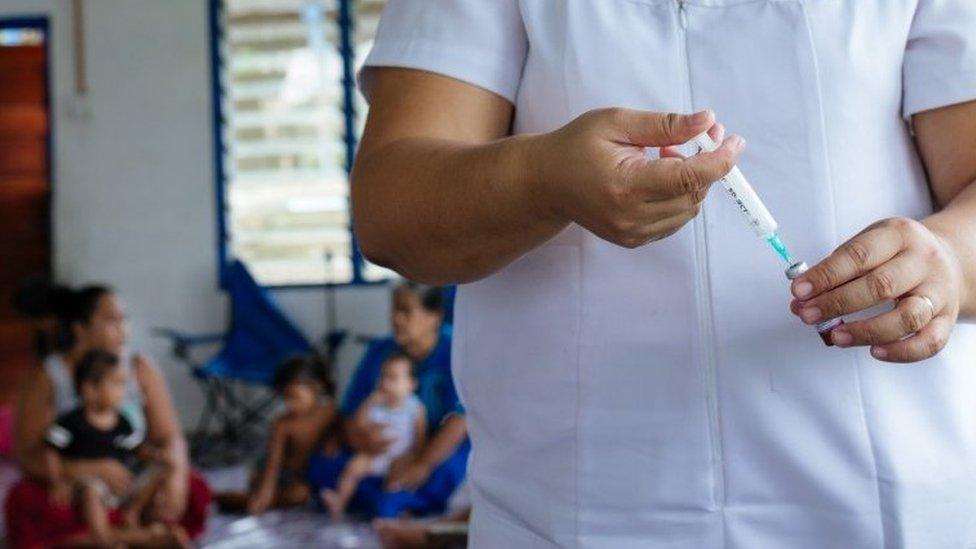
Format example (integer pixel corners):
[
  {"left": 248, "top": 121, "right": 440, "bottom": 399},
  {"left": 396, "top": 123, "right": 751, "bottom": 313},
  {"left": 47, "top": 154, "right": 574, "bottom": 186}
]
[
  {"left": 308, "top": 282, "right": 469, "bottom": 519},
  {"left": 5, "top": 284, "right": 211, "bottom": 548}
]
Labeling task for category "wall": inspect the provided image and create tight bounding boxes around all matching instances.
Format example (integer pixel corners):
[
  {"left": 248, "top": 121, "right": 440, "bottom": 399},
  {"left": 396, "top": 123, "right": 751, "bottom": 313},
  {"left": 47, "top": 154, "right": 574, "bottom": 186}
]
[{"left": 0, "top": 0, "right": 391, "bottom": 426}]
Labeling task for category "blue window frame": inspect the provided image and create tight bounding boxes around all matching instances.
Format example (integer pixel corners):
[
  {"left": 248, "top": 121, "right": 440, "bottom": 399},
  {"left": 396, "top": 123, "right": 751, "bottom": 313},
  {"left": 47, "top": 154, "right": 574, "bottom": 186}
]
[{"left": 209, "top": 0, "right": 389, "bottom": 289}]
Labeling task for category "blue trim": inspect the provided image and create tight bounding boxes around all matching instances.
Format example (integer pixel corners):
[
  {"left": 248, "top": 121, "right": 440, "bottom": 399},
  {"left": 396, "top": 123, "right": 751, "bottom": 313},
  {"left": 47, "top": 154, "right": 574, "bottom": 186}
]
[
  {"left": 0, "top": 16, "right": 53, "bottom": 275},
  {"left": 208, "top": 0, "right": 381, "bottom": 289},
  {"left": 0, "top": 16, "right": 48, "bottom": 30},
  {"left": 337, "top": 0, "right": 366, "bottom": 284},
  {"left": 207, "top": 0, "right": 230, "bottom": 287}
]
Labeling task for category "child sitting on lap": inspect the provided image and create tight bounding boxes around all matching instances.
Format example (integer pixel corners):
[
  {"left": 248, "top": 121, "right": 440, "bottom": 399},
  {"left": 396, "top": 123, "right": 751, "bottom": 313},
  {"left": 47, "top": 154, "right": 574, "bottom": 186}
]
[
  {"left": 322, "top": 352, "right": 426, "bottom": 519},
  {"left": 44, "top": 350, "right": 186, "bottom": 547},
  {"left": 216, "top": 355, "right": 337, "bottom": 515}
]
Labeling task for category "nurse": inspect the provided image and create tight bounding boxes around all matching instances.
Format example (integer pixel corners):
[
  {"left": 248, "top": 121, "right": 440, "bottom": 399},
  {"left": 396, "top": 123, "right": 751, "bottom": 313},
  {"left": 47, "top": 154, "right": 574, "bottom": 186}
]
[{"left": 353, "top": 1, "right": 976, "bottom": 547}]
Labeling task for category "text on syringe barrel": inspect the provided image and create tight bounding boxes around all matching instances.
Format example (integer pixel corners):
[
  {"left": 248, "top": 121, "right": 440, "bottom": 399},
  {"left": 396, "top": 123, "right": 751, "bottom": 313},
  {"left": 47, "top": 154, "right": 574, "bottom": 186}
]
[
  {"left": 720, "top": 167, "right": 778, "bottom": 239},
  {"left": 691, "top": 132, "right": 778, "bottom": 239}
]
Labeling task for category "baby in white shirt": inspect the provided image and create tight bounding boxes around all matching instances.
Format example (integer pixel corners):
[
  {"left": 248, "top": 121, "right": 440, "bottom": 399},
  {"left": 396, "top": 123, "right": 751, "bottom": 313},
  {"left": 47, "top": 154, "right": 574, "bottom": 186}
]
[{"left": 322, "top": 352, "right": 426, "bottom": 518}]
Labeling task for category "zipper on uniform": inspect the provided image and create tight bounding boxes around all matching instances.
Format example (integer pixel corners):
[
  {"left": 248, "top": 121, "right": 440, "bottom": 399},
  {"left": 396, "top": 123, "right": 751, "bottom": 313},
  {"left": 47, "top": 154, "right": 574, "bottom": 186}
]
[
  {"left": 675, "top": 0, "right": 726, "bottom": 510},
  {"left": 678, "top": 0, "right": 689, "bottom": 29}
]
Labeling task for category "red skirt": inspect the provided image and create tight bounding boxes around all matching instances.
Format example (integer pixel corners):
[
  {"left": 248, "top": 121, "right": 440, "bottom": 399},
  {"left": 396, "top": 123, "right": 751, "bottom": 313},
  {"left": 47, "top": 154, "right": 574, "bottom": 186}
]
[{"left": 4, "top": 471, "right": 211, "bottom": 549}]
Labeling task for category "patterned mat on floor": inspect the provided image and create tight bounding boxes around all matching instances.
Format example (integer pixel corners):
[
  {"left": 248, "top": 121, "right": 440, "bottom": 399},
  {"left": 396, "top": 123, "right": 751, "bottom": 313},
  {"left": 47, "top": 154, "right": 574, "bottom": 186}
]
[
  {"left": 199, "top": 510, "right": 381, "bottom": 548},
  {"left": 199, "top": 464, "right": 381, "bottom": 548}
]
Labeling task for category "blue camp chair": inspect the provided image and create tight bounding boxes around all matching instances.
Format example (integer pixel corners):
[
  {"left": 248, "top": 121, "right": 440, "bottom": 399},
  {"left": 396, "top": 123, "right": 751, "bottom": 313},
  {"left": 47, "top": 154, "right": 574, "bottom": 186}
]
[{"left": 154, "top": 260, "right": 312, "bottom": 461}]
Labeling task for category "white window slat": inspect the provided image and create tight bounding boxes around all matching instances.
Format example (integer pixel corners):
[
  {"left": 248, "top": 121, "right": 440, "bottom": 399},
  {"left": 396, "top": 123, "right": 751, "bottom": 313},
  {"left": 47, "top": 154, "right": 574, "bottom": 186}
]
[{"left": 221, "top": 0, "right": 391, "bottom": 285}]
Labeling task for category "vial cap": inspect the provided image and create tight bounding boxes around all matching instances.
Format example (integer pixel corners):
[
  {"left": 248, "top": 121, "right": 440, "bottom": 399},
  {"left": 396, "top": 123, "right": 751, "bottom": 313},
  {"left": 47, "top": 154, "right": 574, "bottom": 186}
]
[{"left": 785, "top": 261, "right": 809, "bottom": 280}]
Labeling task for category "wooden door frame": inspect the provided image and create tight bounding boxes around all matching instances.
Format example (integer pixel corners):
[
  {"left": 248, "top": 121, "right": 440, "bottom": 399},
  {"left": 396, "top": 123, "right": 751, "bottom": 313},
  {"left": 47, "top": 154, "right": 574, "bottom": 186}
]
[{"left": 0, "top": 15, "right": 53, "bottom": 271}]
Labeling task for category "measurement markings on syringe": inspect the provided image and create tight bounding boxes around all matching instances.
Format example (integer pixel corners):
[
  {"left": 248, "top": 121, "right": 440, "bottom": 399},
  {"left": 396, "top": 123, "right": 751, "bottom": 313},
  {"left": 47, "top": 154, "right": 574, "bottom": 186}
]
[{"left": 721, "top": 177, "right": 762, "bottom": 229}]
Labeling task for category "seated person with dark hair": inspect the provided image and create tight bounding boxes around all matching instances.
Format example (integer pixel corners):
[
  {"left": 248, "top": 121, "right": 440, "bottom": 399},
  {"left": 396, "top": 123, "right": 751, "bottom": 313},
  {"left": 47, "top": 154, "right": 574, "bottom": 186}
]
[
  {"left": 7, "top": 284, "right": 210, "bottom": 549},
  {"left": 308, "top": 282, "right": 469, "bottom": 519},
  {"left": 44, "top": 350, "right": 187, "bottom": 547},
  {"left": 215, "top": 355, "right": 337, "bottom": 515}
]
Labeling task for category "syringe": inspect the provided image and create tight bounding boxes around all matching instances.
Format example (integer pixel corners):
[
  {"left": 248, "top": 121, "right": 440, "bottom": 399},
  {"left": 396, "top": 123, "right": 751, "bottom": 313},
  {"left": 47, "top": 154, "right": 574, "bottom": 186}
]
[
  {"left": 691, "top": 131, "right": 842, "bottom": 346},
  {"left": 692, "top": 132, "right": 794, "bottom": 264}
]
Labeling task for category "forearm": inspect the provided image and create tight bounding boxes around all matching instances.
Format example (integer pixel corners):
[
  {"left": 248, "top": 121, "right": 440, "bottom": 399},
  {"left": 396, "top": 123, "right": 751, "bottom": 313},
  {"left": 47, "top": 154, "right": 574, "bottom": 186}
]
[
  {"left": 344, "top": 420, "right": 377, "bottom": 455},
  {"left": 256, "top": 429, "right": 285, "bottom": 491},
  {"left": 130, "top": 469, "right": 167, "bottom": 513},
  {"left": 154, "top": 433, "right": 188, "bottom": 474},
  {"left": 343, "top": 412, "right": 367, "bottom": 448},
  {"left": 350, "top": 401, "right": 373, "bottom": 431},
  {"left": 17, "top": 444, "right": 51, "bottom": 480},
  {"left": 154, "top": 433, "right": 190, "bottom": 496},
  {"left": 15, "top": 370, "right": 55, "bottom": 480},
  {"left": 923, "top": 180, "right": 976, "bottom": 318},
  {"left": 416, "top": 415, "right": 466, "bottom": 469},
  {"left": 60, "top": 459, "right": 105, "bottom": 482},
  {"left": 43, "top": 449, "right": 63, "bottom": 484},
  {"left": 352, "top": 134, "right": 565, "bottom": 284},
  {"left": 409, "top": 414, "right": 428, "bottom": 461},
  {"left": 31, "top": 453, "right": 110, "bottom": 484},
  {"left": 151, "top": 434, "right": 189, "bottom": 518}
]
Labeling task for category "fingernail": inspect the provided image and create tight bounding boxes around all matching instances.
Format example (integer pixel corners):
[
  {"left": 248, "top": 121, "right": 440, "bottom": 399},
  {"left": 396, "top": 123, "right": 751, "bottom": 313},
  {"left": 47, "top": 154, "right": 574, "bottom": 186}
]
[
  {"left": 794, "top": 281, "right": 813, "bottom": 298},
  {"left": 871, "top": 346, "right": 888, "bottom": 359},
  {"left": 800, "top": 307, "right": 822, "bottom": 324},
  {"left": 831, "top": 330, "right": 852, "bottom": 346},
  {"left": 689, "top": 110, "right": 712, "bottom": 125},
  {"left": 727, "top": 135, "right": 745, "bottom": 152}
]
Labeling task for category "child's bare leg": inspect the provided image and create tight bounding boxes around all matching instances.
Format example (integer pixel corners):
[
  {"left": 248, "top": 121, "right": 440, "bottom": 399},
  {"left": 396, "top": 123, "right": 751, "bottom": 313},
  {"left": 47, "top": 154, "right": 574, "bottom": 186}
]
[
  {"left": 86, "top": 523, "right": 188, "bottom": 549},
  {"left": 373, "top": 518, "right": 429, "bottom": 549},
  {"left": 216, "top": 468, "right": 261, "bottom": 513},
  {"left": 214, "top": 491, "right": 250, "bottom": 513},
  {"left": 126, "top": 469, "right": 168, "bottom": 527},
  {"left": 322, "top": 454, "right": 373, "bottom": 518},
  {"left": 372, "top": 509, "right": 470, "bottom": 549},
  {"left": 274, "top": 482, "right": 311, "bottom": 508},
  {"left": 124, "top": 523, "right": 191, "bottom": 549},
  {"left": 79, "top": 483, "right": 117, "bottom": 547},
  {"left": 71, "top": 484, "right": 179, "bottom": 549}
]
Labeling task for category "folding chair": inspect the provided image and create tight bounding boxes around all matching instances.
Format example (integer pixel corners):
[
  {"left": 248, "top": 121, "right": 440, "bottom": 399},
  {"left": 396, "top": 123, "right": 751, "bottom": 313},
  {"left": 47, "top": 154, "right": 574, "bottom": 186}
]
[{"left": 155, "top": 260, "right": 312, "bottom": 462}]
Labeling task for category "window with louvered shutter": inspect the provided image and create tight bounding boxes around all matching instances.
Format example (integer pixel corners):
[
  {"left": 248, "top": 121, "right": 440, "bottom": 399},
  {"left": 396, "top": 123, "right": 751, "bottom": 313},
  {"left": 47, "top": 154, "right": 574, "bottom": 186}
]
[{"left": 216, "top": 0, "right": 392, "bottom": 286}]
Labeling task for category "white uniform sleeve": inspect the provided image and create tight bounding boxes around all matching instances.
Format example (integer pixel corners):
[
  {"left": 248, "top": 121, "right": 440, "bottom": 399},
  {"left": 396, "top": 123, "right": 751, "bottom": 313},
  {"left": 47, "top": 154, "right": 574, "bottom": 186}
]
[
  {"left": 902, "top": 0, "right": 976, "bottom": 118},
  {"left": 358, "top": 0, "right": 528, "bottom": 104}
]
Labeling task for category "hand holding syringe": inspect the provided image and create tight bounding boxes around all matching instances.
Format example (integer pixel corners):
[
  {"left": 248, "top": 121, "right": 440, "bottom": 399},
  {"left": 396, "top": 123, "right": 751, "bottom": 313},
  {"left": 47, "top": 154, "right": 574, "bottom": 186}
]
[{"left": 690, "top": 131, "right": 844, "bottom": 345}]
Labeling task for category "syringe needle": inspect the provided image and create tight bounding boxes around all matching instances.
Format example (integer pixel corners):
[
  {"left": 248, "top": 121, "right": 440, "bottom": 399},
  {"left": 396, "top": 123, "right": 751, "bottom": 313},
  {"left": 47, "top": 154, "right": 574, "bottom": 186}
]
[{"left": 766, "top": 233, "right": 794, "bottom": 264}]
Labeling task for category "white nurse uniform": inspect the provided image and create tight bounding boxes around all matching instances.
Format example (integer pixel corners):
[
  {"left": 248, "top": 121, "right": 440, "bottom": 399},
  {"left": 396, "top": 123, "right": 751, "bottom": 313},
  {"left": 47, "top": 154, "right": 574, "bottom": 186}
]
[{"left": 360, "top": 1, "right": 976, "bottom": 547}]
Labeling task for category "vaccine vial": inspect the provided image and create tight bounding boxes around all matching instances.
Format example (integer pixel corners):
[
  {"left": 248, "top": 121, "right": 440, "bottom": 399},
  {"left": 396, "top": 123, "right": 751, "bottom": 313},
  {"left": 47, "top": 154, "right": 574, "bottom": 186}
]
[{"left": 785, "top": 261, "right": 844, "bottom": 346}]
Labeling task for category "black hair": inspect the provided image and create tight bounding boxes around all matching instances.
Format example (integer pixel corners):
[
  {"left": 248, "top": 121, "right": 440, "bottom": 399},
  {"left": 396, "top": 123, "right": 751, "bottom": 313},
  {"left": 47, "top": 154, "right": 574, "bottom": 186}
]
[
  {"left": 273, "top": 354, "right": 335, "bottom": 397},
  {"left": 13, "top": 279, "right": 114, "bottom": 354},
  {"left": 382, "top": 351, "right": 416, "bottom": 377},
  {"left": 393, "top": 281, "right": 444, "bottom": 314},
  {"left": 74, "top": 350, "right": 121, "bottom": 396}
]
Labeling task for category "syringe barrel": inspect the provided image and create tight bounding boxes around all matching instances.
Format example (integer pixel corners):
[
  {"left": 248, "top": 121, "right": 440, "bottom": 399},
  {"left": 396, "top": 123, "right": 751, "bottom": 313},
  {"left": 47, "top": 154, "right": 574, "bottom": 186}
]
[
  {"left": 692, "top": 132, "right": 778, "bottom": 239},
  {"left": 722, "top": 168, "right": 778, "bottom": 239}
]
